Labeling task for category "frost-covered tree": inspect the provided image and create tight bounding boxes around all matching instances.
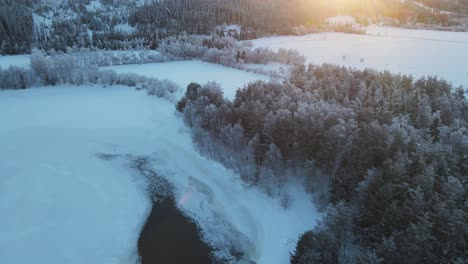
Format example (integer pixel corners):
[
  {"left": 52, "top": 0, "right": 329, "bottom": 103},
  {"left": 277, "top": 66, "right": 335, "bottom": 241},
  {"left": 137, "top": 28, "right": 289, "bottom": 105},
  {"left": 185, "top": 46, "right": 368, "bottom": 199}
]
[{"left": 177, "top": 63, "right": 467, "bottom": 263}]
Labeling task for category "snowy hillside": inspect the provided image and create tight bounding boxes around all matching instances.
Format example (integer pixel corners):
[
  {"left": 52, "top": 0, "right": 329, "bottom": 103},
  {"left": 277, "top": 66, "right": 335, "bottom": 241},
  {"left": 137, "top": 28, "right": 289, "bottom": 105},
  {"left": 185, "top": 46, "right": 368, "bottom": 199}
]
[
  {"left": 1, "top": 1, "right": 466, "bottom": 263},
  {"left": 252, "top": 25, "right": 468, "bottom": 88}
]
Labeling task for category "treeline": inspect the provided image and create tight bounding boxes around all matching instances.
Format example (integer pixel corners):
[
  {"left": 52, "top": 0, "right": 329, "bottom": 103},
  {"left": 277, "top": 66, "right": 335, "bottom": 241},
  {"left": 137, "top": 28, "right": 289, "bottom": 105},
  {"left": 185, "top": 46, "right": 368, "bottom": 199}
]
[
  {"left": 32, "top": 0, "right": 145, "bottom": 52},
  {"left": 157, "top": 34, "right": 305, "bottom": 67},
  {"left": 3, "top": 0, "right": 462, "bottom": 55},
  {"left": 176, "top": 64, "right": 467, "bottom": 263},
  {"left": 34, "top": 33, "right": 303, "bottom": 72},
  {"left": 0, "top": 49, "right": 179, "bottom": 102},
  {"left": 128, "top": 0, "right": 322, "bottom": 40},
  {"left": 61, "top": 48, "right": 169, "bottom": 67},
  {"left": 2, "top": 0, "right": 319, "bottom": 54},
  {"left": 419, "top": 0, "right": 468, "bottom": 14},
  {"left": 0, "top": 33, "right": 300, "bottom": 91}
]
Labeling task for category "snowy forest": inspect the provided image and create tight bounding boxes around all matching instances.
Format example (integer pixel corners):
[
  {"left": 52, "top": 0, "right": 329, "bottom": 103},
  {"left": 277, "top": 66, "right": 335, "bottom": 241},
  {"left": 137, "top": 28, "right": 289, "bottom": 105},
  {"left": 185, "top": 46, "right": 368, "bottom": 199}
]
[
  {"left": 0, "top": 34, "right": 303, "bottom": 89},
  {"left": 177, "top": 65, "right": 467, "bottom": 263},
  {"left": 1, "top": 0, "right": 466, "bottom": 54},
  {"left": 1, "top": 0, "right": 468, "bottom": 264}
]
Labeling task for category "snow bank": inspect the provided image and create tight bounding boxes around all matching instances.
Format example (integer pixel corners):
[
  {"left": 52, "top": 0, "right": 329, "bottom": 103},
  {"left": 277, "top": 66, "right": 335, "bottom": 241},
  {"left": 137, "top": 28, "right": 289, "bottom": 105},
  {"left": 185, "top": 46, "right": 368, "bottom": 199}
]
[
  {"left": 252, "top": 26, "right": 468, "bottom": 88},
  {"left": 104, "top": 60, "right": 270, "bottom": 99},
  {"left": 0, "top": 85, "right": 321, "bottom": 264},
  {"left": 146, "top": 135, "right": 322, "bottom": 263}
]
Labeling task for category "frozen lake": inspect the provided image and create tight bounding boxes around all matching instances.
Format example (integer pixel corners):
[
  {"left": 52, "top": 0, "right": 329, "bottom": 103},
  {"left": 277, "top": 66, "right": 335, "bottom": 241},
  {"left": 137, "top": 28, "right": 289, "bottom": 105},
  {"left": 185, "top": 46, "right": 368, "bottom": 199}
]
[{"left": 0, "top": 86, "right": 320, "bottom": 264}]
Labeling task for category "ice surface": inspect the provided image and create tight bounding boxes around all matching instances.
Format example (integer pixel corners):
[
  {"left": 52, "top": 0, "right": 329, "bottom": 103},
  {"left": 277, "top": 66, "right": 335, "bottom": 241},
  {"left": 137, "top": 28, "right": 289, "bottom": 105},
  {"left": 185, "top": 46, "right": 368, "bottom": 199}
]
[
  {"left": 252, "top": 26, "right": 468, "bottom": 88},
  {"left": 0, "top": 86, "right": 153, "bottom": 264},
  {"left": 0, "top": 85, "right": 321, "bottom": 264}
]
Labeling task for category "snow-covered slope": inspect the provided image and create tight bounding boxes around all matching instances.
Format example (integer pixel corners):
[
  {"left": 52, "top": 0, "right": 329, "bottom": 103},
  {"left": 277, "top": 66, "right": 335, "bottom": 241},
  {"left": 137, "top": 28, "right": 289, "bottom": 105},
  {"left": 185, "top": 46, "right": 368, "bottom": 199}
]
[
  {"left": 252, "top": 25, "right": 468, "bottom": 88},
  {"left": 0, "top": 84, "right": 320, "bottom": 263}
]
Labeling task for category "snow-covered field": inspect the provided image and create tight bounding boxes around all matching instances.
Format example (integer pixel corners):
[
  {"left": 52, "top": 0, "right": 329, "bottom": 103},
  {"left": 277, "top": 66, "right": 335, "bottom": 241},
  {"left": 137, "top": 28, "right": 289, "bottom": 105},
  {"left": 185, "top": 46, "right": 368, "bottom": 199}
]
[
  {"left": 0, "top": 86, "right": 152, "bottom": 264},
  {"left": 0, "top": 55, "right": 30, "bottom": 69},
  {"left": 0, "top": 85, "right": 320, "bottom": 264},
  {"left": 104, "top": 61, "right": 270, "bottom": 99},
  {"left": 0, "top": 57, "right": 270, "bottom": 98},
  {"left": 252, "top": 25, "right": 468, "bottom": 88}
]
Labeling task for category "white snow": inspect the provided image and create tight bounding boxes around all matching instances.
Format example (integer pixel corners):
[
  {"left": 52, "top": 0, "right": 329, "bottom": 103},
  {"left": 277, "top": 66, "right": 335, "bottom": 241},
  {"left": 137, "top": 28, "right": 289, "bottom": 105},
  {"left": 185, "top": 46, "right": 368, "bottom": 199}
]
[
  {"left": 243, "top": 63, "right": 288, "bottom": 72},
  {"left": 0, "top": 86, "right": 152, "bottom": 264},
  {"left": 33, "top": 13, "right": 53, "bottom": 27},
  {"left": 104, "top": 60, "right": 270, "bottom": 99},
  {"left": 252, "top": 25, "right": 468, "bottom": 88},
  {"left": 85, "top": 0, "right": 102, "bottom": 12},
  {"left": 147, "top": 137, "right": 321, "bottom": 263},
  {"left": 365, "top": 25, "right": 468, "bottom": 42},
  {"left": 114, "top": 23, "right": 136, "bottom": 33},
  {"left": 0, "top": 85, "right": 321, "bottom": 264},
  {"left": 0, "top": 55, "right": 30, "bottom": 69}
]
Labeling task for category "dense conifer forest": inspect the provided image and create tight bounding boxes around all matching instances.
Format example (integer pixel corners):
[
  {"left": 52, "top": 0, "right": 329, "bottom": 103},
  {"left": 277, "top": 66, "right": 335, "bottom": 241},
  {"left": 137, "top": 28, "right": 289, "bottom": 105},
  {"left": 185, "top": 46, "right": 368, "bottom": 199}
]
[
  {"left": 1, "top": 1, "right": 467, "bottom": 263},
  {"left": 177, "top": 65, "right": 467, "bottom": 263},
  {"left": 1, "top": 0, "right": 465, "bottom": 54}
]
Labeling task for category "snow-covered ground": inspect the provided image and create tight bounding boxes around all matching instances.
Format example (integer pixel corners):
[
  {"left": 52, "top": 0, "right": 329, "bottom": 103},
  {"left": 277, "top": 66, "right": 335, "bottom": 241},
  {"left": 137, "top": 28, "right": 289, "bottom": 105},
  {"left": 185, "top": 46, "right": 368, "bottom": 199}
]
[
  {"left": 0, "top": 55, "right": 30, "bottom": 69},
  {"left": 33, "top": 13, "right": 53, "bottom": 27},
  {"left": 0, "top": 86, "right": 152, "bottom": 264},
  {"left": 0, "top": 85, "right": 321, "bottom": 264},
  {"left": 85, "top": 0, "right": 102, "bottom": 12},
  {"left": 243, "top": 62, "right": 289, "bottom": 72},
  {"left": 252, "top": 25, "right": 468, "bottom": 88},
  {"left": 104, "top": 61, "right": 270, "bottom": 99},
  {"left": 114, "top": 23, "right": 136, "bottom": 33},
  {"left": 365, "top": 25, "right": 468, "bottom": 42}
]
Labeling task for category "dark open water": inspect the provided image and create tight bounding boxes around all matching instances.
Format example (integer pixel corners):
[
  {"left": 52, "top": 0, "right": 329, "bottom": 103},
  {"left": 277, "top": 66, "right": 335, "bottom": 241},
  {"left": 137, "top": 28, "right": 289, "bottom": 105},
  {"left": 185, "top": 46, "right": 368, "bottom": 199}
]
[{"left": 137, "top": 198, "right": 213, "bottom": 264}]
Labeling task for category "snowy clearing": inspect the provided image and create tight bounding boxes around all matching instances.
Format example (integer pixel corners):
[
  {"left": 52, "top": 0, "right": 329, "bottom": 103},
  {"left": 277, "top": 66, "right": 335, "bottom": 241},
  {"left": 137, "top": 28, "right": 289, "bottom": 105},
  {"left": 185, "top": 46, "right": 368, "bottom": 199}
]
[
  {"left": 252, "top": 25, "right": 468, "bottom": 88},
  {"left": 104, "top": 60, "right": 270, "bottom": 99},
  {"left": 114, "top": 23, "right": 136, "bottom": 33},
  {"left": 0, "top": 85, "right": 321, "bottom": 264},
  {"left": 85, "top": 0, "right": 102, "bottom": 12},
  {"left": 0, "top": 55, "right": 30, "bottom": 69},
  {"left": 243, "top": 62, "right": 289, "bottom": 72}
]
